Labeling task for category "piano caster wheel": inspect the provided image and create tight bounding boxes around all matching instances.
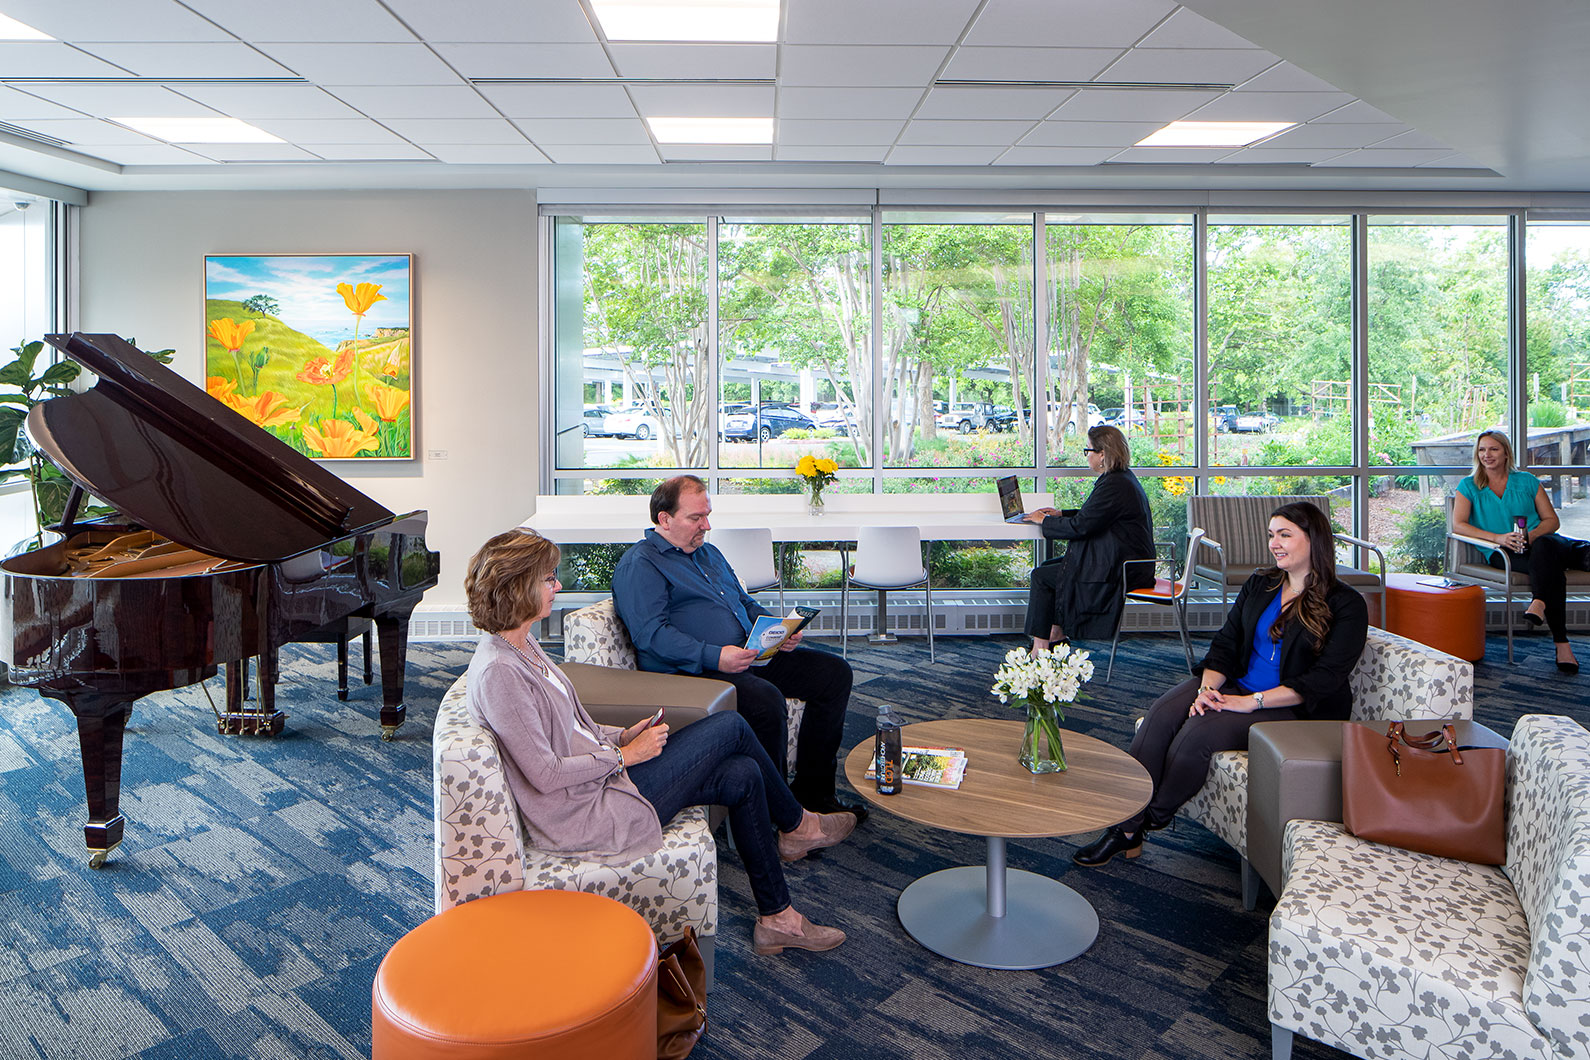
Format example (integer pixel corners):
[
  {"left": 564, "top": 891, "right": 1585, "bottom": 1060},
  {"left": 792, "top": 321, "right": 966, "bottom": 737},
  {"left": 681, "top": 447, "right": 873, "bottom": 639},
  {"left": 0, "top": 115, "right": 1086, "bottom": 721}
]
[
  {"left": 88, "top": 851, "right": 108, "bottom": 869},
  {"left": 381, "top": 725, "right": 400, "bottom": 742}
]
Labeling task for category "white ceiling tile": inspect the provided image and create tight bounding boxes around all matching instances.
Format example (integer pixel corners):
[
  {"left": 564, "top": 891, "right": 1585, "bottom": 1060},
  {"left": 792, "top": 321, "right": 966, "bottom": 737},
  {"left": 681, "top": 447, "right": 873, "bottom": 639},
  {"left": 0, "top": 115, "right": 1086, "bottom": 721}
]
[
  {"left": 167, "top": 84, "right": 363, "bottom": 119},
  {"left": 965, "top": 0, "right": 1177, "bottom": 48},
  {"left": 1214, "top": 147, "right": 1347, "bottom": 164},
  {"left": 381, "top": 0, "right": 600, "bottom": 44},
  {"left": 1098, "top": 48, "right": 1277, "bottom": 86},
  {"left": 916, "top": 87, "right": 1073, "bottom": 121},
  {"left": 1417, "top": 153, "right": 1491, "bottom": 169},
  {"left": 1107, "top": 146, "right": 1238, "bottom": 163},
  {"left": 778, "top": 119, "right": 903, "bottom": 146},
  {"left": 0, "top": 88, "right": 85, "bottom": 121},
  {"left": 247, "top": 118, "right": 409, "bottom": 144},
  {"left": 324, "top": 86, "right": 501, "bottom": 120},
  {"left": 1262, "top": 122, "right": 1414, "bottom": 149},
  {"left": 658, "top": 145, "right": 771, "bottom": 161},
  {"left": 899, "top": 119, "right": 1034, "bottom": 146},
  {"left": 608, "top": 44, "right": 774, "bottom": 80},
  {"left": 76, "top": 143, "right": 218, "bottom": 164},
  {"left": 1311, "top": 99, "right": 1402, "bottom": 123},
  {"left": 1366, "top": 129, "right": 1454, "bottom": 151},
  {"left": 779, "top": 46, "right": 949, "bottom": 88},
  {"left": 16, "top": 83, "right": 219, "bottom": 116},
  {"left": 181, "top": 0, "right": 418, "bottom": 43},
  {"left": 627, "top": 84, "right": 773, "bottom": 118},
  {"left": 1139, "top": 7, "right": 1261, "bottom": 49},
  {"left": 784, "top": 0, "right": 981, "bottom": 45},
  {"left": 541, "top": 144, "right": 660, "bottom": 164},
  {"left": 432, "top": 43, "right": 616, "bottom": 79},
  {"left": 73, "top": 42, "right": 296, "bottom": 79},
  {"left": 885, "top": 145, "right": 1002, "bottom": 165},
  {"left": 381, "top": 118, "right": 528, "bottom": 145},
  {"left": 3, "top": 0, "right": 230, "bottom": 42},
  {"left": 424, "top": 143, "right": 552, "bottom": 163},
  {"left": 512, "top": 118, "right": 651, "bottom": 144},
  {"left": 777, "top": 87, "right": 924, "bottom": 120},
  {"left": 11, "top": 119, "right": 161, "bottom": 145},
  {"left": 309, "top": 143, "right": 437, "bottom": 160},
  {"left": 1050, "top": 88, "right": 1220, "bottom": 122},
  {"left": 1316, "top": 148, "right": 1463, "bottom": 168},
  {"left": 1020, "top": 120, "right": 1164, "bottom": 147},
  {"left": 776, "top": 145, "right": 889, "bottom": 162},
  {"left": 0, "top": 42, "right": 135, "bottom": 77},
  {"left": 256, "top": 43, "right": 464, "bottom": 86},
  {"left": 1186, "top": 91, "right": 1355, "bottom": 122},
  {"left": 187, "top": 143, "right": 322, "bottom": 161},
  {"left": 940, "top": 47, "right": 1118, "bottom": 83},
  {"left": 1236, "top": 62, "right": 1343, "bottom": 94},
  {"left": 476, "top": 83, "right": 637, "bottom": 119},
  {"left": 996, "top": 146, "right": 1115, "bottom": 165}
]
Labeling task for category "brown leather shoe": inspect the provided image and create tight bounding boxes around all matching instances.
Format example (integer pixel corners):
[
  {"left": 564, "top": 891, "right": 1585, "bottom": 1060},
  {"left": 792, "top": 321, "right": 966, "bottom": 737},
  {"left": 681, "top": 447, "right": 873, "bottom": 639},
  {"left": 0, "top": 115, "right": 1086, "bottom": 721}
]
[
  {"left": 777, "top": 811, "right": 857, "bottom": 862},
  {"left": 752, "top": 912, "right": 846, "bottom": 955}
]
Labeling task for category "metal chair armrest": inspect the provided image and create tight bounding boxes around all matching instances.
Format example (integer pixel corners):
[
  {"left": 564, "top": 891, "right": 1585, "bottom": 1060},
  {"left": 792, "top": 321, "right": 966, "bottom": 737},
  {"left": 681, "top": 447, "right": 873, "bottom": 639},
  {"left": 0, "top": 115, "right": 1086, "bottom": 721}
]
[{"left": 1333, "top": 532, "right": 1387, "bottom": 582}]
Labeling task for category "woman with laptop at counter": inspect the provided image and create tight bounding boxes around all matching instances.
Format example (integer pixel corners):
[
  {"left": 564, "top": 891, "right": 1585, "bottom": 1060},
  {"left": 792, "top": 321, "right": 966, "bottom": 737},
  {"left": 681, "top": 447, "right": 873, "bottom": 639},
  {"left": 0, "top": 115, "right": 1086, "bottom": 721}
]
[{"left": 1021, "top": 425, "right": 1156, "bottom": 651}]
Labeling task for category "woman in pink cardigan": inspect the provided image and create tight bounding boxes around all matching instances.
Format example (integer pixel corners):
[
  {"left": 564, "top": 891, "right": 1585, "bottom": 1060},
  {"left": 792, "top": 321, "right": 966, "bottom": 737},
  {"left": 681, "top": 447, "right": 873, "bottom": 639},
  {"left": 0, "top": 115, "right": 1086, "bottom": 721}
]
[{"left": 463, "top": 528, "right": 853, "bottom": 955}]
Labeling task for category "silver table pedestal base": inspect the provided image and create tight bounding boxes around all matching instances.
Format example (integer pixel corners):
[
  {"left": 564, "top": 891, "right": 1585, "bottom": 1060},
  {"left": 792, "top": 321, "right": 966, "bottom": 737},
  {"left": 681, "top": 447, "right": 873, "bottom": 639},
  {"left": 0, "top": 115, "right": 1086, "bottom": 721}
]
[{"left": 895, "top": 836, "right": 1099, "bottom": 969}]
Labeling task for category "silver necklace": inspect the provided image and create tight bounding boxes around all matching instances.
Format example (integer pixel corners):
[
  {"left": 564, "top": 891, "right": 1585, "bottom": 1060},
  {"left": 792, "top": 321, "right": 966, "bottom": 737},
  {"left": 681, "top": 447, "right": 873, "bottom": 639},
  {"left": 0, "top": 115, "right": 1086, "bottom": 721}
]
[{"left": 496, "top": 633, "right": 551, "bottom": 677}]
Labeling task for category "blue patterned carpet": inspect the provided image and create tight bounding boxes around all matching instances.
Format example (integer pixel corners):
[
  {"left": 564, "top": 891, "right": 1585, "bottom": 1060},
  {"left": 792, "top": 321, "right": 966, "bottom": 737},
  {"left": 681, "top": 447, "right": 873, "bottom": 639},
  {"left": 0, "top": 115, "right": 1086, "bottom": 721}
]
[{"left": 0, "top": 630, "right": 1581, "bottom": 1059}]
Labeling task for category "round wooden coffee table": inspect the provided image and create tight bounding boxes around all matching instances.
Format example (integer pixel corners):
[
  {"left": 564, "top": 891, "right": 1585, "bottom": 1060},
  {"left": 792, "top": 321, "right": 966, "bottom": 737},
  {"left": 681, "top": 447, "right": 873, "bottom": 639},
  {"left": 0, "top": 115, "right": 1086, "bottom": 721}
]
[{"left": 843, "top": 717, "right": 1151, "bottom": 970}]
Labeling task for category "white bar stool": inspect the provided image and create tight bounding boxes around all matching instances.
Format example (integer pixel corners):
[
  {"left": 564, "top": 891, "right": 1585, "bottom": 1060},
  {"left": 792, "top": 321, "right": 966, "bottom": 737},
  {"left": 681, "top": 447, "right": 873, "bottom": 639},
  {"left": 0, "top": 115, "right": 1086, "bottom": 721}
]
[
  {"left": 709, "top": 526, "right": 783, "bottom": 612},
  {"left": 842, "top": 525, "right": 934, "bottom": 662}
]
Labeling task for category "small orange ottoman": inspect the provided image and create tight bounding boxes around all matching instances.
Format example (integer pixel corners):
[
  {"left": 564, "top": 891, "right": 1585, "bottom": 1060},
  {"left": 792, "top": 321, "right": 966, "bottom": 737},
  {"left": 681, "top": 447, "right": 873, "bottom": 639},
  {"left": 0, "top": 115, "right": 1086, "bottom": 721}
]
[
  {"left": 1384, "top": 573, "right": 1487, "bottom": 662},
  {"left": 372, "top": 890, "right": 658, "bottom": 1060}
]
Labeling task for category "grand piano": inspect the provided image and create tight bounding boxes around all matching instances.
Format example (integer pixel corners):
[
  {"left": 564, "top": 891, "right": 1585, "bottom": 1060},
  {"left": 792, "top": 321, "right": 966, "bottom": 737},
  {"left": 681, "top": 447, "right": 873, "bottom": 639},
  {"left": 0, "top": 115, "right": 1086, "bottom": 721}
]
[{"left": 0, "top": 332, "right": 440, "bottom": 867}]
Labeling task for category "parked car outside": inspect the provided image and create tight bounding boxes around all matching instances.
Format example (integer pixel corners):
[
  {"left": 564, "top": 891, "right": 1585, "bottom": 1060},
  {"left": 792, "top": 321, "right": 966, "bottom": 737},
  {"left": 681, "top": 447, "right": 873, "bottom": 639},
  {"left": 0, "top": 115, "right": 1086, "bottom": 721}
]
[
  {"left": 1232, "top": 409, "right": 1276, "bottom": 433},
  {"left": 604, "top": 406, "right": 671, "bottom": 440},
  {"left": 721, "top": 404, "right": 819, "bottom": 442},
  {"left": 1213, "top": 405, "right": 1238, "bottom": 433},
  {"left": 582, "top": 407, "right": 613, "bottom": 437},
  {"left": 809, "top": 401, "right": 854, "bottom": 435},
  {"left": 936, "top": 401, "right": 1000, "bottom": 433},
  {"left": 1100, "top": 406, "right": 1147, "bottom": 429}
]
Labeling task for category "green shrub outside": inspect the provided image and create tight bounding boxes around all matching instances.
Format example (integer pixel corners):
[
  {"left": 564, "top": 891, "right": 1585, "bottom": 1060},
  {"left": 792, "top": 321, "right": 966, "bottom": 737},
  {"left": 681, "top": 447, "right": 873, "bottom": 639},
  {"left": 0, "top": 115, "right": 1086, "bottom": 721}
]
[
  {"left": 1394, "top": 502, "right": 1447, "bottom": 575},
  {"left": 1530, "top": 400, "right": 1570, "bottom": 428}
]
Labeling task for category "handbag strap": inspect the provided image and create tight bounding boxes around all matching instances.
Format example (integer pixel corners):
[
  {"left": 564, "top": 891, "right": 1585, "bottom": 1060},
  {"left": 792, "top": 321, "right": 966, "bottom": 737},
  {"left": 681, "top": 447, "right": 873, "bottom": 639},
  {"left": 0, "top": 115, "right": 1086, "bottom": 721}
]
[{"left": 1382, "top": 722, "right": 1464, "bottom": 772}]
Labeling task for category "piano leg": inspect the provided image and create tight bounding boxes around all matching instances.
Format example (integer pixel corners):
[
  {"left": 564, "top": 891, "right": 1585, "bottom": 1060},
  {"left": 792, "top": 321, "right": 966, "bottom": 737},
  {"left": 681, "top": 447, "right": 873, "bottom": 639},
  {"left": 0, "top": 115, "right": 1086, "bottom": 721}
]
[
  {"left": 218, "top": 654, "right": 286, "bottom": 736},
  {"left": 56, "top": 693, "right": 132, "bottom": 868},
  {"left": 374, "top": 609, "right": 414, "bottom": 741}
]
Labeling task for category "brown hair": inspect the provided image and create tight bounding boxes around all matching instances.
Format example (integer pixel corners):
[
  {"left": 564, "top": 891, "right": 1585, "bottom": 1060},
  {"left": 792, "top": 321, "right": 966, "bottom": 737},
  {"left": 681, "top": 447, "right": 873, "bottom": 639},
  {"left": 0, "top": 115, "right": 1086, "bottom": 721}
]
[
  {"left": 1471, "top": 430, "right": 1515, "bottom": 487},
  {"left": 465, "top": 530, "right": 561, "bottom": 633},
  {"left": 1086, "top": 424, "right": 1130, "bottom": 473},
  {"left": 650, "top": 474, "right": 707, "bottom": 524},
  {"left": 1261, "top": 501, "right": 1338, "bottom": 652}
]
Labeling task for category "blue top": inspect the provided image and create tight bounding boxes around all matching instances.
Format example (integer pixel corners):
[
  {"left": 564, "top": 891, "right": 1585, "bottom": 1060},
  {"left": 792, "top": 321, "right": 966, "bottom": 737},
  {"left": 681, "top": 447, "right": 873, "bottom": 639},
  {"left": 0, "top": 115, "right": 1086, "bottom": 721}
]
[
  {"left": 1238, "top": 589, "right": 1286, "bottom": 694},
  {"left": 1456, "top": 470, "right": 1541, "bottom": 560},
  {"left": 611, "top": 529, "right": 769, "bottom": 674}
]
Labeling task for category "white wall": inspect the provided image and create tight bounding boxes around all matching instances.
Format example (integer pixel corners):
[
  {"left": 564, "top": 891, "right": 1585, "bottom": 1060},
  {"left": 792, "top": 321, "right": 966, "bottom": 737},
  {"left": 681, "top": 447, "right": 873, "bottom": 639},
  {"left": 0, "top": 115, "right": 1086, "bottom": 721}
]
[{"left": 77, "top": 189, "right": 539, "bottom": 609}]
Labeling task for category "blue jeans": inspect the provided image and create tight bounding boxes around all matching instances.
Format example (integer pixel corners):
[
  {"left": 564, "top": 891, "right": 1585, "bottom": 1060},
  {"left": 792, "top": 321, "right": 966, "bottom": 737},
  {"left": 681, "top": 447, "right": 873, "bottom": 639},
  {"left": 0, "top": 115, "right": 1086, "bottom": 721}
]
[{"left": 628, "top": 711, "right": 804, "bottom": 917}]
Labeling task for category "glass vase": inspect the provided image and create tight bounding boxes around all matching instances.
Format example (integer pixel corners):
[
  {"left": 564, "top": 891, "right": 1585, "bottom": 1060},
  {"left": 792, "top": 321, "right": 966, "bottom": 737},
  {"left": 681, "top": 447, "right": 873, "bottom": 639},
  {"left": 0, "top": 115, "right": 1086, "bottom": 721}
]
[
  {"left": 1020, "top": 699, "right": 1067, "bottom": 774},
  {"left": 807, "top": 483, "right": 825, "bottom": 516}
]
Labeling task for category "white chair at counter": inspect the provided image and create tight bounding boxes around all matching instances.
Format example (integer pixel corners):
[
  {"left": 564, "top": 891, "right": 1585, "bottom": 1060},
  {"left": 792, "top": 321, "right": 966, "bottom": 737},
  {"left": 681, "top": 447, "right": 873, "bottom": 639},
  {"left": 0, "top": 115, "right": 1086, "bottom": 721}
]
[
  {"left": 709, "top": 526, "right": 783, "bottom": 611},
  {"left": 841, "top": 525, "right": 935, "bottom": 663}
]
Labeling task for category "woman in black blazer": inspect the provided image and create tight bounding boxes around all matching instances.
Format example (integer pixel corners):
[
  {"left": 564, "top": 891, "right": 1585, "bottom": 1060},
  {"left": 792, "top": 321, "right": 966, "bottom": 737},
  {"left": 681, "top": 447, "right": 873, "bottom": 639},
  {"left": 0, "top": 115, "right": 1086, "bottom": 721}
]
[
  {"left": 1074, "top": 500, "right": 1369, "bottom": 867},
  {"left": 1023, "top": 425, "right": 1155, "bottom": 648}
]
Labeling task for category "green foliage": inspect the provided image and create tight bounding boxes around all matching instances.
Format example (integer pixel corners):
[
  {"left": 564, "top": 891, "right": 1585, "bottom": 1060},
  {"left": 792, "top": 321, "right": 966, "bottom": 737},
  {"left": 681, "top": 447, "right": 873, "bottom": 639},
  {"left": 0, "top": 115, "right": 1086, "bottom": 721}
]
[
  {"left": 1395, "top": 502, "right": 1448, "bottom": 575},
  {"left": 1530, "top": 400, "right": 1570, "bottom": 428},
  {"left": 241, "top": 294, "right": 280, "bottom": 318},
  {"left": 928, "top": 541, "right": 1027, "bottom": 589},
  {"left": 558, "top": 543, "right": 633, "bottom": 591}
]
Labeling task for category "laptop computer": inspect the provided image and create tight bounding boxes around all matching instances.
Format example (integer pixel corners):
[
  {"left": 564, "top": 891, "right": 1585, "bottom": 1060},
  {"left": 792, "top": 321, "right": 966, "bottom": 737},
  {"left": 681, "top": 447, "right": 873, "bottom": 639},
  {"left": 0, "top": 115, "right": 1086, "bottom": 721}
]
[{"left": 997, "top": 475, "right": 1030, "bottom": 523}]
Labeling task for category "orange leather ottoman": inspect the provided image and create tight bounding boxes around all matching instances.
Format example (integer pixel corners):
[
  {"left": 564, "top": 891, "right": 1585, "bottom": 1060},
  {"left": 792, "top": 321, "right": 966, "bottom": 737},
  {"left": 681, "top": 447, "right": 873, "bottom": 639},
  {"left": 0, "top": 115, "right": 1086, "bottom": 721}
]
[
  {"left": 372, "top": 890, "right": 658, "bottom": 1060},
  {"left": 1384, "top": 573, "right": 1486, "bottom": 662}
]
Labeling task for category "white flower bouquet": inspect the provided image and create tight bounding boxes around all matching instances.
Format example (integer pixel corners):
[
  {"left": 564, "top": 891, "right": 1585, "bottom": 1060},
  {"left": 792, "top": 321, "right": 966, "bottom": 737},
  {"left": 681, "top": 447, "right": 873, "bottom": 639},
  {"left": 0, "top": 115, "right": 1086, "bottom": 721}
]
[{"left": 991, "top": 644, "right": 1095, "bottom": 773}]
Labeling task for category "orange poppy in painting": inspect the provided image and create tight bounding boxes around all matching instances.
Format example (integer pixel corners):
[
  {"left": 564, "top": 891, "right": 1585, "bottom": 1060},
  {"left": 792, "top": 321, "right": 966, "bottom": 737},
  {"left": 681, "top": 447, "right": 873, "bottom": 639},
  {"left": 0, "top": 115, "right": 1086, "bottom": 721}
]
[
  {"left": 366, "top": 343, "right": 408, "bottom": 379},
  {"left": 227, "top": 391, "right": 302, "bottom": 429},
  {"left": 366, "top": 381, "right": 411, "bottom": 422},
  {"left": 337, "top": 282, "right": 387, "bottom": 318},
  {"left": 206, "top": 376, "right": 237, "bottom": 401},
  {"left": 301, "top": 412, "right": 380, "bottom": 458},
  {"left": 207, "top": 317, "right": 255, "bottom": 352},
  {"left": 295, "top": 347, "right": 355, "bottom": 386}
]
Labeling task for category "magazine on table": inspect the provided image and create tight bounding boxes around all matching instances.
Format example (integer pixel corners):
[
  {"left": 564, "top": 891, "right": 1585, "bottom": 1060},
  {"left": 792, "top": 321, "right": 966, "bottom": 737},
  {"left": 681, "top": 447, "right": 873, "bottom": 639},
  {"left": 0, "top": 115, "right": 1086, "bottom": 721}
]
[
  {"left": 745, "top": 606, "right": 821, "bottom": 663},
  {"left": 864, "top": 745, "right": 969, "bottom": 789}
]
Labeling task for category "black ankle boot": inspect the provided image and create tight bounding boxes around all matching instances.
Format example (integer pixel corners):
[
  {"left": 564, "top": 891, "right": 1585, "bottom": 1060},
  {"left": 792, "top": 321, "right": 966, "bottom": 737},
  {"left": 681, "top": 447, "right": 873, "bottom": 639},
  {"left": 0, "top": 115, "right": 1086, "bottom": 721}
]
[{"left": 1073, "top": 827, "right": 1143, "bottom": 867}]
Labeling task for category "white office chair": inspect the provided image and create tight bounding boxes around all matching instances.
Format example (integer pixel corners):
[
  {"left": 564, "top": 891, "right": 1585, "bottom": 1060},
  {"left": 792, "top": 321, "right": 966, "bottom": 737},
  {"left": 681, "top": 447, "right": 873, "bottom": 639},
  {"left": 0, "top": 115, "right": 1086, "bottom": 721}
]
[
  {"left": 841, "top": 526, "right": 934, "bottom": 662},
  {"left": 709, "top": 526, "right": 783, "bottom": 612}
]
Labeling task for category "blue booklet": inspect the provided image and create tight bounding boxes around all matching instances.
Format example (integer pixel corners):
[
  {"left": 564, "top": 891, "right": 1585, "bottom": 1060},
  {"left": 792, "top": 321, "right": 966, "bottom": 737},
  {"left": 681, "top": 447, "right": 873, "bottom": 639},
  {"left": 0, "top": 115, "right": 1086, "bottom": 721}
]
[{"left": 745, "top": 606, "right": 821, "bottom": 664}]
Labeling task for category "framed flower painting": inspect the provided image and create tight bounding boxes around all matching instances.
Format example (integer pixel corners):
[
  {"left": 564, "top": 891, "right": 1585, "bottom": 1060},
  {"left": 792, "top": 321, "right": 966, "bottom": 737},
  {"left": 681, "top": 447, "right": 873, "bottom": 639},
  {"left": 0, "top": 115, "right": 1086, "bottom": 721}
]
[{"left": 204, "top": 253, "right": 413, "bottom": 460}]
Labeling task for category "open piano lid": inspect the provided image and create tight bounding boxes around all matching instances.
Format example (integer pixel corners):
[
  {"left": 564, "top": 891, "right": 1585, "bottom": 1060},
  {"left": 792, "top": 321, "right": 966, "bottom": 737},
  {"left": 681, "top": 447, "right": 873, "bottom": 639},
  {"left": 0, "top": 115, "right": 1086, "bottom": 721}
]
[{"left": 33, "top": 332, "right": 397, "bottom": 564}]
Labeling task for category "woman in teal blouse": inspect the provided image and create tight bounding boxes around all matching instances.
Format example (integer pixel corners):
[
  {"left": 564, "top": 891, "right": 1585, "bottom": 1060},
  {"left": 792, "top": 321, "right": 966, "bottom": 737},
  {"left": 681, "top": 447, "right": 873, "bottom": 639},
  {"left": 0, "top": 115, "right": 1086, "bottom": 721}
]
[{"left": 1453, "top": 430, "right": 1590, "bottom": 672}]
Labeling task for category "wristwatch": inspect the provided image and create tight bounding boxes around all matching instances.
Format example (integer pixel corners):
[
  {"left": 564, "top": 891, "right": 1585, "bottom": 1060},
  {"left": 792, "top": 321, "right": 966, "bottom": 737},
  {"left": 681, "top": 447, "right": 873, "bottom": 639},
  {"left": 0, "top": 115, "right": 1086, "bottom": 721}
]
[{"left": 1253, "top": 691, "right": 1266, "bottom": 711}]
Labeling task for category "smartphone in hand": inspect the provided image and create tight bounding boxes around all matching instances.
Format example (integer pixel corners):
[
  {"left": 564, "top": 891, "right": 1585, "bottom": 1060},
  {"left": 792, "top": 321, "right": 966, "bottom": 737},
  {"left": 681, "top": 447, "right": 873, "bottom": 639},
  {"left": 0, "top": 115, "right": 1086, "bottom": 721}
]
[{"left": 643, "top": 706, "right": 665, "bottom": 728}]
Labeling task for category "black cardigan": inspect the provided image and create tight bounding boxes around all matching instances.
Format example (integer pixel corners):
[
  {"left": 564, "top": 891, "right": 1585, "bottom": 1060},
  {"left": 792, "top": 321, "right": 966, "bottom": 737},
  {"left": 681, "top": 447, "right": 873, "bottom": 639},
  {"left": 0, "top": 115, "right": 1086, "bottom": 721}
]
[
  {"left": 1035, "top": 468, "right": 1155, "bottom": 640},
  {"left": 1197, "top": 572, "right": 1369, "bottom": 720}
]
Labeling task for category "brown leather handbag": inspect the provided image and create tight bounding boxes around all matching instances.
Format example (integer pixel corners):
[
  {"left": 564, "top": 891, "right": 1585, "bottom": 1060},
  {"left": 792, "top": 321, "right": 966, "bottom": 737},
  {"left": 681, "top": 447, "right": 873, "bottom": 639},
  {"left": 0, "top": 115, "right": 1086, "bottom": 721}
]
[
  {"left": 657, "top": 927, "right": 707, "bottom": 1059},
  {"left": 1342, "top": 721, "right": 1506, "bottom": 864}
]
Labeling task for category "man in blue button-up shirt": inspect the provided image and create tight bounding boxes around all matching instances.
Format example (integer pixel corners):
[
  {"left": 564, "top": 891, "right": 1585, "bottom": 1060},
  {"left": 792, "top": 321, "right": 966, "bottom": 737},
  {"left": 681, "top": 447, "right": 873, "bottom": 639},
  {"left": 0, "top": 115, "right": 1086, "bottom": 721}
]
[{"left": 613, "top": 476, "right": 861, "bottom": 821}]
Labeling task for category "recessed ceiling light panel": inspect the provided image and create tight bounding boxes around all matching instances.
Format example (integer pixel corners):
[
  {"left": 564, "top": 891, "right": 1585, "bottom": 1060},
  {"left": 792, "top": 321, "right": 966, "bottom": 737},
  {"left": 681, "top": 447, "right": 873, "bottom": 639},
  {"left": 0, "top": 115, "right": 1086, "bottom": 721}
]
[
  {"left": 647, "top": 116, "right": 772, "bottom": 143},
  {"left": 0, "top": 13, "right": 51, "bottom": 39},
  {"left": 112, "top": 117, "right": 284, "bottom": 144},
  {"left": 1136, "top": 120, "right": 1295, "bottom": 147},
  {"left": 591, "top": 0, "right": 779, "bottom": 42}
]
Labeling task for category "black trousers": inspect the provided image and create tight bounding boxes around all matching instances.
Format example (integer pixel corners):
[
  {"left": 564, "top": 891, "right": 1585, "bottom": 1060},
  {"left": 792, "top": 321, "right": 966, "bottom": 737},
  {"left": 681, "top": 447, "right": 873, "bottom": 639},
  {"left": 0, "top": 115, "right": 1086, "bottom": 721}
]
[
  {"left": 1124, "top": 675, "right": 1298, "bottom": 833},
  {"left": 700, "top": 645, "right": 853, "bottom": 809},
  {"left": 1488, "top": 532, "right": 1590, "bottom": 643},
  {"left": 1023, "top": 556, "right": 1067, "bottom": 639}
]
